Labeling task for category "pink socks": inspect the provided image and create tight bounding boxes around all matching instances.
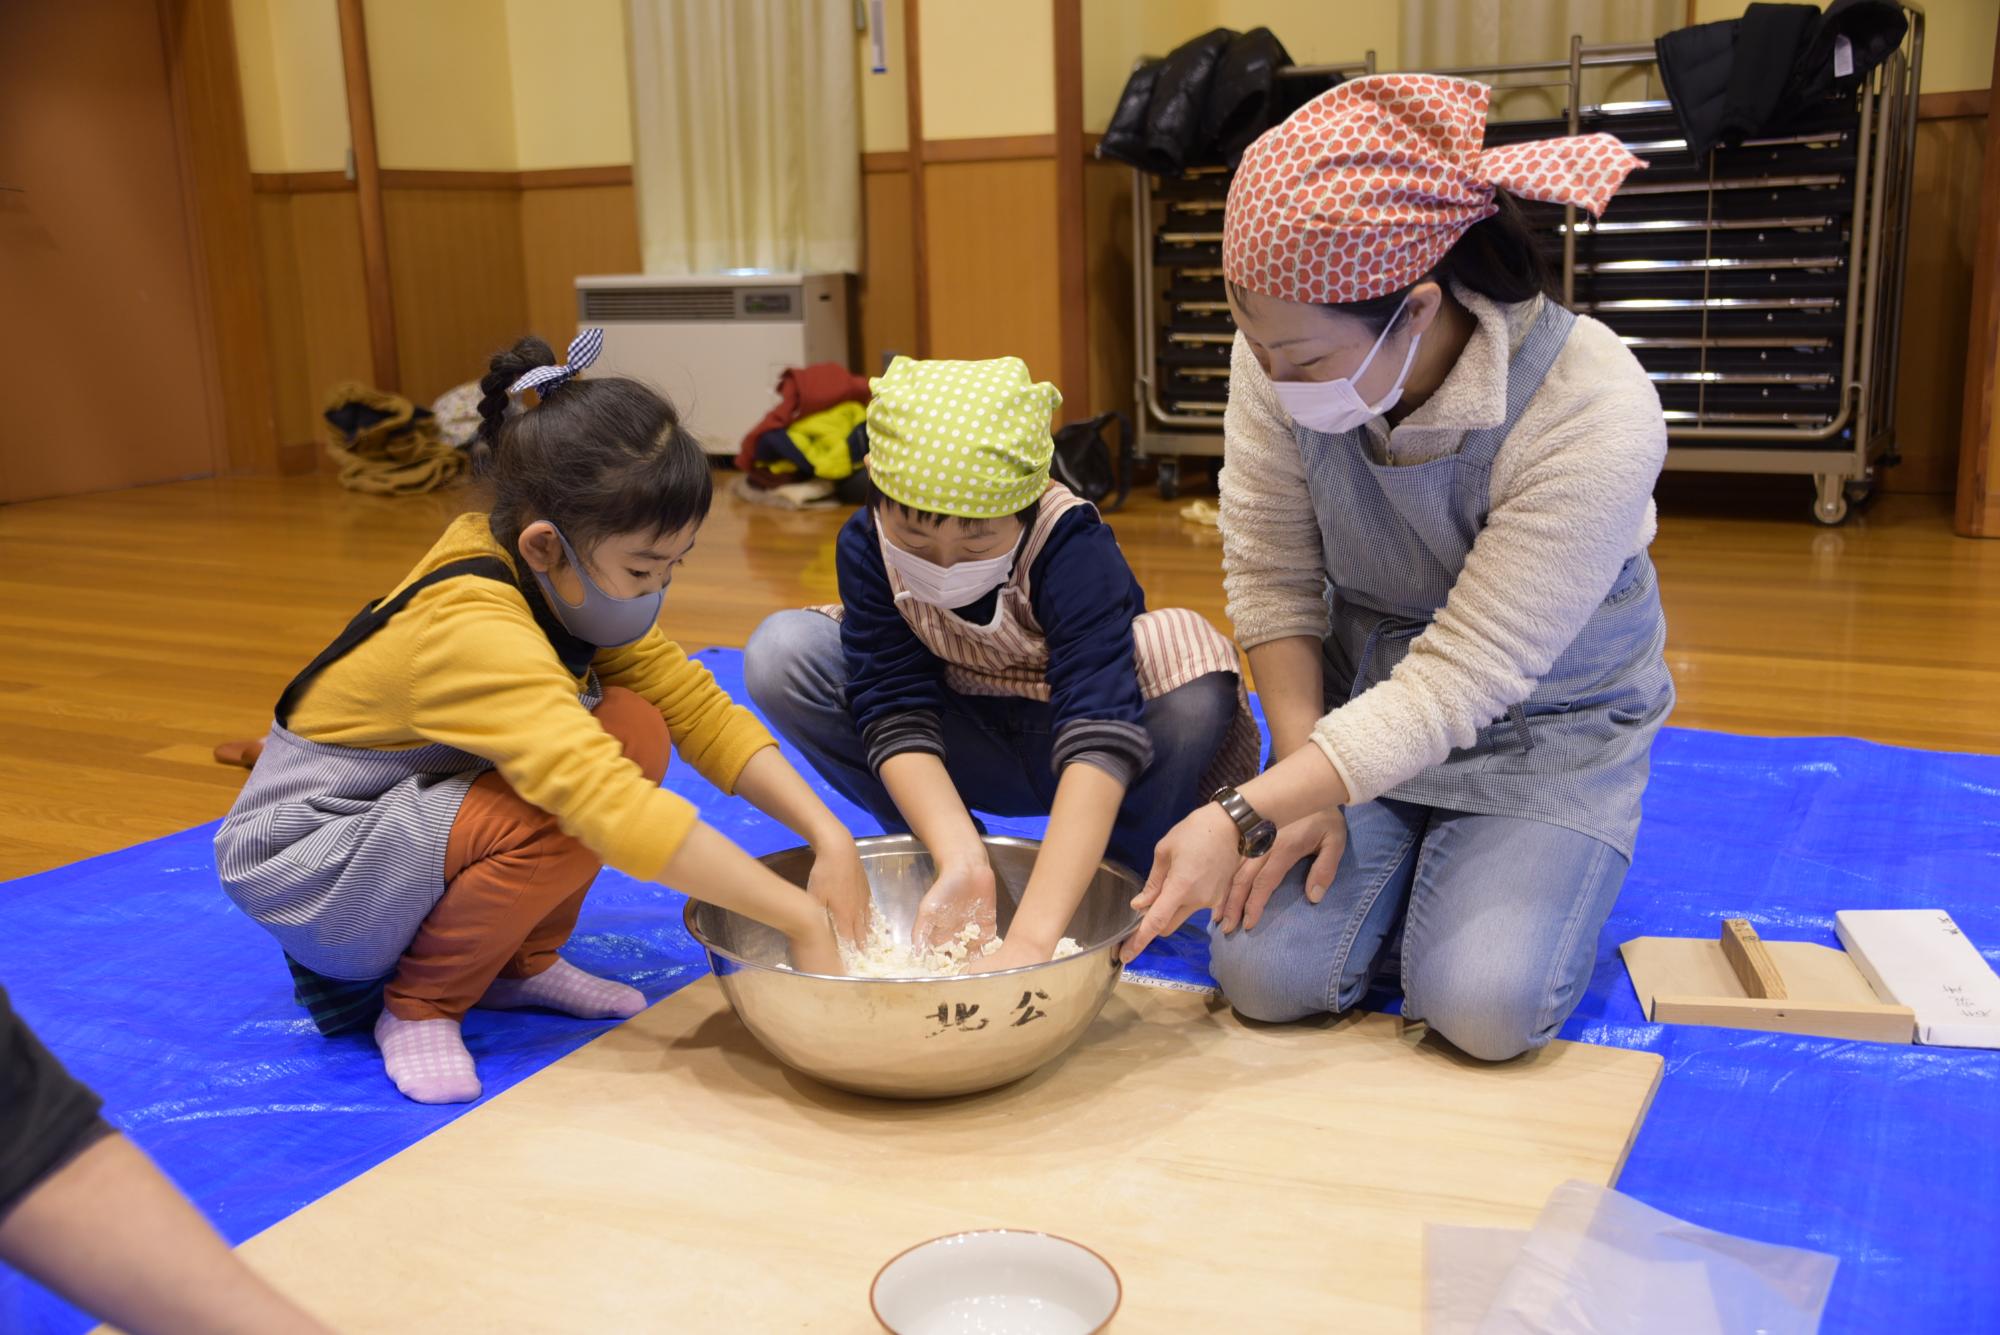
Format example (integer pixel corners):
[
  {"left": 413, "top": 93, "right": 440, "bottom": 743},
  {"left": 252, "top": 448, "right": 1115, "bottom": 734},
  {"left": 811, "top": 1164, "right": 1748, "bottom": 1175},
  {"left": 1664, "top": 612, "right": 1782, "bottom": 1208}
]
[
  {"left": 374, "top": 1012, "right": 481, "bottom": 1105},
  {"left": 479, "top": 958, "right": 646, "bottom": 1020},
  {"left": 376, "top": 962, "right": 644, "bottom": 1106}
]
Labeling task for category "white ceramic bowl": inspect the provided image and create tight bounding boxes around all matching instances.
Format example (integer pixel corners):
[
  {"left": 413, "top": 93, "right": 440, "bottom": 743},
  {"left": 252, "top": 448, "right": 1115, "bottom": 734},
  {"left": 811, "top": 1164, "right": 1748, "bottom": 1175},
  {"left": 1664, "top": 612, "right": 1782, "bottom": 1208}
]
[{"left": 872, "top": 1230, "right": 1121, "bottom": 1334}]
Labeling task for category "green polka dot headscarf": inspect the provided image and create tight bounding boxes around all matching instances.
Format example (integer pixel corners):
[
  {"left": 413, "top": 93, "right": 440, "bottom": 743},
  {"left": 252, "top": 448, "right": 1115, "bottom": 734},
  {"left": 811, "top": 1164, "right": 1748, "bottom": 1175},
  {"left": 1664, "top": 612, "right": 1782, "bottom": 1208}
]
[{"left": 865, "top": 356, "right": 1062, "bottom": 519}]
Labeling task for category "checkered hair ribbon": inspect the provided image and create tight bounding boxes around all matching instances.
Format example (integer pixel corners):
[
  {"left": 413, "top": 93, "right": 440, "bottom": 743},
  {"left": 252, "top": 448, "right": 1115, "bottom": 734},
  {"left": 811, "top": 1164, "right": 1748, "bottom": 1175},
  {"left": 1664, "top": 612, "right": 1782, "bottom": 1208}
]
[{"left": 508, "top": 328, "right": 605, "bottom": 398}]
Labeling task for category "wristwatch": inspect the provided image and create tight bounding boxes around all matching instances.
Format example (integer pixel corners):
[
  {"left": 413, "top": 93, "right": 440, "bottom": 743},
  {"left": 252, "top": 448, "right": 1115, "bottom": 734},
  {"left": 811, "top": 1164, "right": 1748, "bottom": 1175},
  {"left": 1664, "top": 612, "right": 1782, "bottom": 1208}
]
[{"left": 1211, "top": 785, "right": 1277, "bottom": 859}]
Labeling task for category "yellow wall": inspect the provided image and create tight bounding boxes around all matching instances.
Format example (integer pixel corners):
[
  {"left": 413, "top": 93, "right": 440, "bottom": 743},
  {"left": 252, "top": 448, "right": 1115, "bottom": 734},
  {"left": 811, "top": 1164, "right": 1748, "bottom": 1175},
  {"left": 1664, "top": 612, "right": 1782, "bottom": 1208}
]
[
  {"left": 861, "top": 0, "right": 911, "bottom": 153},
  {"left": 1082, "top": 0, "right": 1402, "bottom": 134},
  {"left": 230, "top": 0, "right": 349, "bottom": 172},
  {"left": 504, "top": 0, "right": 632, "bottom": 169},
  {"left": 364, "top": 0, "right": 518, "bottom": 170},
  {"left": 1207, "top": 0, "right": 1399, "bottom": 66},
  {"left": 232, "top": 0, "right": 1988, "bottom": 175},
  {"left": 1692, "top": 0, "right": 1993, "bottom": 92},
  {"left": 233, "top": 0, "right": 635, "bottom": 174},
  {"left": 918, "top": 0, "right": 1056, "bottom": 139},
  {"left": 1082, "top": 0, "right": 1205, "bottom": 134}
]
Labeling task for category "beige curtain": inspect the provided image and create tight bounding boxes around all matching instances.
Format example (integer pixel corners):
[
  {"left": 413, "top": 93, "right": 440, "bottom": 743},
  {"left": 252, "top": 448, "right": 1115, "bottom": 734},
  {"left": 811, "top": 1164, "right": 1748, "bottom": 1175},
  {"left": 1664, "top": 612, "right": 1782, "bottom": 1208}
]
[
  {"left": 627, "top": 0, "right": 861, "bottom": 274},
  {"left": 1400, "top": 0, "right": 1682, "bottom": 121}
]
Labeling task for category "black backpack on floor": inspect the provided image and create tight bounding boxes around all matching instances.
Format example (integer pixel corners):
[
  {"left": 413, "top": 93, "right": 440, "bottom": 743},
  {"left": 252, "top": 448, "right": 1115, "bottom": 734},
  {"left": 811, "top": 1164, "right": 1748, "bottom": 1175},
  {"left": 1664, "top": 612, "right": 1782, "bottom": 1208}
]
[{"left": 1051, "top": 412, "right": 1134, "bottom": 514}]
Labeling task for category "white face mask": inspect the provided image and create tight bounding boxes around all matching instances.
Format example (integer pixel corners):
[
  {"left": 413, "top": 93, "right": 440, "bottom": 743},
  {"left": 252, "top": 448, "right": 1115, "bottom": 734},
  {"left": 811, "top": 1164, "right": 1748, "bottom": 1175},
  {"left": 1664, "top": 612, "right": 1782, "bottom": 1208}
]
[
  {"left": 1270, "top": 293, "right": 1424, "bottom": 435},
  {"left": 879, "top": 531, "right": 1016, "bottom": 610}
]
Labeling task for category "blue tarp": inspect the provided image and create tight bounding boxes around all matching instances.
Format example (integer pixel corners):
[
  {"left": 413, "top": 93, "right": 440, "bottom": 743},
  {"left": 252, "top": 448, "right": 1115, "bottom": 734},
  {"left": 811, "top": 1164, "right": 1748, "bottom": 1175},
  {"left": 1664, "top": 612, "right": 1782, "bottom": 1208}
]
[{"left": 0, "top": 650, "right": 1993, "bottom": 1331}]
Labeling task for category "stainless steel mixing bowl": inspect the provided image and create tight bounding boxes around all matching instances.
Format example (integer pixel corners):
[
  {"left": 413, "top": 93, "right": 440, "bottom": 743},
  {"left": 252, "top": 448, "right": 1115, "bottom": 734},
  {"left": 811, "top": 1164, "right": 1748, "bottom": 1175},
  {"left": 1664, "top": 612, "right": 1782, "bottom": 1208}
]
[{"left": 683, "top": 834, "right": 1141, "bottom": 1099}]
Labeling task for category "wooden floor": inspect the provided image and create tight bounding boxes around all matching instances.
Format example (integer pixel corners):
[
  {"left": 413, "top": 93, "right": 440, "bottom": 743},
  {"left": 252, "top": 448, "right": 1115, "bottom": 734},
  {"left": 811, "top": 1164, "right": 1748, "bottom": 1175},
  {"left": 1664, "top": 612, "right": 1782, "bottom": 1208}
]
[{"left": 1, "top": 471, "right": 1996, "bottom": 880}]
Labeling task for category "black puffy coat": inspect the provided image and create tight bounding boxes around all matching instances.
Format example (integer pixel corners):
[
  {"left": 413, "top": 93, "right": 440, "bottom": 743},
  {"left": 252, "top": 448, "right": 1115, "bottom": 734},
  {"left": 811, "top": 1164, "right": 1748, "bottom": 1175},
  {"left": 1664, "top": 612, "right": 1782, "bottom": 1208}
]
[
  {"left": 1655, "top": 0, "right": 1908, "bottom": 159},
  {"left": 1097, "top": 27, "right": 1316, "bottom": 175}
]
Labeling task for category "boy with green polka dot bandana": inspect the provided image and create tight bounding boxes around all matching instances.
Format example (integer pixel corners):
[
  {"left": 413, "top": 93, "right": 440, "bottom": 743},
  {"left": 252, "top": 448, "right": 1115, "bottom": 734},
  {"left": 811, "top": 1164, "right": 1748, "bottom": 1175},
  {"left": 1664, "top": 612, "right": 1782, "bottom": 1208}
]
[{"left": 747, "top": 356, "right": 1258, "bottom": 968}]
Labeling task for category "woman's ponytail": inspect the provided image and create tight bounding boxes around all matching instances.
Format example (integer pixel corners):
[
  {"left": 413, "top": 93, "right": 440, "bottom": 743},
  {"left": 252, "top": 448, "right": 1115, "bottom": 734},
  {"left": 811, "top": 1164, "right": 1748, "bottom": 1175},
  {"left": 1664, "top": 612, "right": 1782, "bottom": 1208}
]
[{"left": 1317, "top": 188, "right": 1556, "bottom": 334}]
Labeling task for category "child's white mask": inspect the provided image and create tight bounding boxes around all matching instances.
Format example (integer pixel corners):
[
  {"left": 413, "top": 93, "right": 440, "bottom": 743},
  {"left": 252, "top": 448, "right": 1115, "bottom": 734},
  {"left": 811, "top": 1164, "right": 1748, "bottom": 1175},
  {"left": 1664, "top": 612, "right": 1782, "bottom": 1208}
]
[{"left": 879, "top": 532, "right": 1016, "bottom": 610}]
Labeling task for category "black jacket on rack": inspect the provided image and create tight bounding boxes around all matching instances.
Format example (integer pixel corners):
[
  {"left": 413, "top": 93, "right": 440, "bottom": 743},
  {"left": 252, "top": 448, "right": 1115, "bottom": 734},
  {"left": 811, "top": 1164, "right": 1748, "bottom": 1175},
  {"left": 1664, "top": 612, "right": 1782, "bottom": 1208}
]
[
  {"left": 1097, "top": 27, "right": 1306, "bottom": 174},
  {"left": 1655, "top": 0, "right": 1909, "bottom": 159}
]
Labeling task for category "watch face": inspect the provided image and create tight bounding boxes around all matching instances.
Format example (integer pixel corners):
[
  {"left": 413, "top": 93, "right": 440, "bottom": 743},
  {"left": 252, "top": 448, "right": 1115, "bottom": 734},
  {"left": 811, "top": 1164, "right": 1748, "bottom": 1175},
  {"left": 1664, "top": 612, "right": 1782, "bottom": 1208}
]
[{"left": 1244, "top": 821, "right": 1278, "bottom": 859}]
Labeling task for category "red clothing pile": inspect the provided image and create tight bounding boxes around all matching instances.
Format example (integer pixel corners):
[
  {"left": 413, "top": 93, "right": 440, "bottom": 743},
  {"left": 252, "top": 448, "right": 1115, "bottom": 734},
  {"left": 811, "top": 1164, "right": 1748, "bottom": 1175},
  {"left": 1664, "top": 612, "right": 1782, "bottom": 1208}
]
[{"left": 735, "top": 363, "right": 871, "bottom": 471}]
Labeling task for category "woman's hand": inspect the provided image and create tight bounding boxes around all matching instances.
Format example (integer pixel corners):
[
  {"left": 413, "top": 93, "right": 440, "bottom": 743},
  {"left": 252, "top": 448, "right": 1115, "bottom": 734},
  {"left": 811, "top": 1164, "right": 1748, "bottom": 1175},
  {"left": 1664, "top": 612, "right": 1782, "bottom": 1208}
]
[
  {"left": 912, "top": 851, "right": 998, "bottom": 950},
  {"left": 1216, "top": 806, "right": 1346, "bottom": 934},
  {"left": 785, "top": 902, "right": 846, "bottom": 976},
  {"left": 1120, "top": 803, "right": 1243, "bottom": 963},
  {"left": 805, "top": 834, "right": 871, "bottom": 945}
]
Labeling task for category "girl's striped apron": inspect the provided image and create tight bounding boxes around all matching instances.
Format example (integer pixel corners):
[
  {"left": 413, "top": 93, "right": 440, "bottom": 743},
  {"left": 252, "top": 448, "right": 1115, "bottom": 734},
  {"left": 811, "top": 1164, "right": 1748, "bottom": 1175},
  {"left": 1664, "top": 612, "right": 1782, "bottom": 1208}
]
[
  {"left": 821, "top": 482, "right": 1260, "bottom": 793},
  {"left": 215, "top": 558, "right": 601, "bottom": 1029}
]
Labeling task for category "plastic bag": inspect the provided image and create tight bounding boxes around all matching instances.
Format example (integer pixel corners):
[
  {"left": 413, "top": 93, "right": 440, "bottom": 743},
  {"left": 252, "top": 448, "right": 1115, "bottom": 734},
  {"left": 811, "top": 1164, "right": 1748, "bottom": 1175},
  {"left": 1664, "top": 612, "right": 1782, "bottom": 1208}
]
[{"left": 1426, "top": 1181, "right": 1838, "bottom": 1335}]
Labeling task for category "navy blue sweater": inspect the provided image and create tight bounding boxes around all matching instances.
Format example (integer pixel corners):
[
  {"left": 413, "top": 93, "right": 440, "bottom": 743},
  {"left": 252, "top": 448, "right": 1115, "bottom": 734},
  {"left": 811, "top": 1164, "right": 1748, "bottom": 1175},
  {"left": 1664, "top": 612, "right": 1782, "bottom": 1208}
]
[{"left": 836, "top": 502, "right": 1155, "bottom": 787}]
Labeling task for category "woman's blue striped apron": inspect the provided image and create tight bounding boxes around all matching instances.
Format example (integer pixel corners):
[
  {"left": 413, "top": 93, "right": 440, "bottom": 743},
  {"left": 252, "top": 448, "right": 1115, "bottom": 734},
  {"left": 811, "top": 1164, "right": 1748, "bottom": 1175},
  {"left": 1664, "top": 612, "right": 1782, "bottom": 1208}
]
[
  {"left": 215, "top": 557, "right": 600, "bottom": 1031},
  {"left": 1298, "top": 299, "right": 1674, "bottom": 856}
]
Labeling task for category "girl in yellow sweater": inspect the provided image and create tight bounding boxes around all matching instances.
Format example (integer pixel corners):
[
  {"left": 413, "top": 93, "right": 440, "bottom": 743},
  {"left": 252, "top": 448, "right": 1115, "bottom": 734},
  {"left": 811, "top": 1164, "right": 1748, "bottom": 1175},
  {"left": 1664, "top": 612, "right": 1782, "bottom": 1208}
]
[{"left": 216, "top": 331, "right": 867, "bottom": 1104}]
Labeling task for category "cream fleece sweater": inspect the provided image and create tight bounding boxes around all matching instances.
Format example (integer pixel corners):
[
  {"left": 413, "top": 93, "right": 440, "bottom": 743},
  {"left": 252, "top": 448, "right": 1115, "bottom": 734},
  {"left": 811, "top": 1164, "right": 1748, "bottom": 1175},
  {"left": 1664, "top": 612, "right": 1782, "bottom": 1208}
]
[{"left": 1219, "top": 286, "right": 1666, "bottom": 806}]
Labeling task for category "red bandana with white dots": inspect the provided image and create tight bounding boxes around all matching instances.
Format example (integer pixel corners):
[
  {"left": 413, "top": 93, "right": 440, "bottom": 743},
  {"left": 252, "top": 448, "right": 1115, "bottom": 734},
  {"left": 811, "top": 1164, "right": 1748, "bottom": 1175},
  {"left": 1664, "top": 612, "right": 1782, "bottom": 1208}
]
[{"left": 1223, "top": 74, "right": 1645, "bottom": 305}]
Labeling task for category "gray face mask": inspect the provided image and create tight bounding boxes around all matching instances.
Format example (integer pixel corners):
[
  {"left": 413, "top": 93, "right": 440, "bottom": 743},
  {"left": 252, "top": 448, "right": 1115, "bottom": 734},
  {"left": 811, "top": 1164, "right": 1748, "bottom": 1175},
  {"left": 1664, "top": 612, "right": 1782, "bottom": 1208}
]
[{"left": 530, "top": 524, "right": 663, "bottom": 649}]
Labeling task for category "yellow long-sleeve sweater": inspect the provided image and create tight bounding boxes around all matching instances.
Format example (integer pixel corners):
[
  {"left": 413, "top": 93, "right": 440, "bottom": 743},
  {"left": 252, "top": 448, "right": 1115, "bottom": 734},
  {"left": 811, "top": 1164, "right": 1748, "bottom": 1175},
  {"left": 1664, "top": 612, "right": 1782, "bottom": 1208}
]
[{"left": 286, "top": 512, "right": 774, "bottom": 884}]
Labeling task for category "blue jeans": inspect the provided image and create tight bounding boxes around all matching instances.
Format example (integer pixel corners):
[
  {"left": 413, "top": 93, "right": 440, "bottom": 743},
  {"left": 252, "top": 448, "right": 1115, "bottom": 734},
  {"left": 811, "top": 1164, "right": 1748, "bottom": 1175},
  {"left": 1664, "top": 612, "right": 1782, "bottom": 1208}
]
[
  {"left": 743, "top": 609, "right": 1237, "bottom": 876},
  {"left": 1206, "top": 796, "right": 1628, "bottom": 1062}
]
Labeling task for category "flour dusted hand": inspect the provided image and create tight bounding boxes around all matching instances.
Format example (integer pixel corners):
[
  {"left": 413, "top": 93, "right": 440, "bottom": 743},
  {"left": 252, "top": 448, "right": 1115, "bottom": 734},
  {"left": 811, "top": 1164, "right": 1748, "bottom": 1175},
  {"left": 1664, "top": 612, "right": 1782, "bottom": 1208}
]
[
  {"left": 801, "top": 905, "right": 1080, "bottom": 978},
  {"left": 911, "top": 856, "right": 998, "bottom": 950}
]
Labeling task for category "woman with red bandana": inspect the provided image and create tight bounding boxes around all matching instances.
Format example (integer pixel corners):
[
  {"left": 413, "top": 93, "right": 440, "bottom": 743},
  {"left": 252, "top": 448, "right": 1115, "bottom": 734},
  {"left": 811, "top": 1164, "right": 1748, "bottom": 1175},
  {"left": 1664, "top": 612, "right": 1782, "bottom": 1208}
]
[{"left": 1122, "top": 75, "right": 1675, "bottom": 1061}]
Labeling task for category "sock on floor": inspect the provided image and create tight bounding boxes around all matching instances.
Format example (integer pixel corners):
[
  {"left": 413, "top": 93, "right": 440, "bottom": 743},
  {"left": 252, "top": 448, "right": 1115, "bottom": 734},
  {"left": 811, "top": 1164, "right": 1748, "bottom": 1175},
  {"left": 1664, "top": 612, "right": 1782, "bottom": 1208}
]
[
  {"left": 374, "top": 1010, "right": 481, "bottom": 1105},
  {"left": 478, "top": 957, "right": 646, "bottom": 1020}
]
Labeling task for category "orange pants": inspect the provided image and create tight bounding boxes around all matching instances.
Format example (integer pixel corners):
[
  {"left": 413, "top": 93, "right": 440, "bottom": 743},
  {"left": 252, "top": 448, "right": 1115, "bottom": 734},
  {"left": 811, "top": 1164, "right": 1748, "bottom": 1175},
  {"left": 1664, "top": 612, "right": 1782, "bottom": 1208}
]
[{"left": 382, "top": 687, "right": 670, "bottom": 1023}]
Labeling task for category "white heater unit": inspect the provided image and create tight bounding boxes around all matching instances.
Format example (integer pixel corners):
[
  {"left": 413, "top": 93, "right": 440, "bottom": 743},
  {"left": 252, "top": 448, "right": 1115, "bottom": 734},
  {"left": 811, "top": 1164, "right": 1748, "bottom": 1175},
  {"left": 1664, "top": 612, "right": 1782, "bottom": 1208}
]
[{"left": 574, "top": 273, "right": 849, "bottom": 457}]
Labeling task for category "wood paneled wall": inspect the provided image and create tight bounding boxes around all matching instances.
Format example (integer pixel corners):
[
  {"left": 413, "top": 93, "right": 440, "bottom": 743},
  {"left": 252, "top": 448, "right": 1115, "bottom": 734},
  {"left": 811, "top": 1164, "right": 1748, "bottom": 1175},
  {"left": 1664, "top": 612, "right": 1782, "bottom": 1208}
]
[
  {"left": 253, "top": 191, "right": 373, "bottom": 456},
  {"left": 250, "top": 175, "right": 641, "bottom": 453},
  {"left": 242, "top": 117, "right": 1988, "bottom": 498},
  {"left": 520, "top": 183, "right": 642, "bottom": 352},
  {"left": 922, "top": 158, "right": 1065, "bottom": 385},
  {"left": 382, "top": 187, "right": 529, "bottom": 402},
  {"left": 1083, "top": 161, "right": 1136, "bottom": 425},
  {"left": 1884, "top": 113, "right": 1988, "bottom": 494},
  {"left": 860, "top": 165, "right": 920, "bottom": 376}
]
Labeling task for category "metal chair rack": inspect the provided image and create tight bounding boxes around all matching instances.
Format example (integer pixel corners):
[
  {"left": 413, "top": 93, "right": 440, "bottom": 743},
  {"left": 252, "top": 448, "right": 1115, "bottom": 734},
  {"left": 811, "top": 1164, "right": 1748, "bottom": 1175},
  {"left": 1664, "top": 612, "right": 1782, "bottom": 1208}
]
[{"left": 1129, "top": 6, "right": 1924, "bottom": 523}]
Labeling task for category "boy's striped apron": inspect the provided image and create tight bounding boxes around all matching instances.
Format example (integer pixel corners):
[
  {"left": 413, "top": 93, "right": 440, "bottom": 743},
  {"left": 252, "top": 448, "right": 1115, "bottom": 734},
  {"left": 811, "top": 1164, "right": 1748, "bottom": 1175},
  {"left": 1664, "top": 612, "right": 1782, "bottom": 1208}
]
[
  {"left": 215, "top": 557, "right": 601, "bottom": 1033},
  {"left": 821, "top": 482, "right": 1260, "bottom": 793}
]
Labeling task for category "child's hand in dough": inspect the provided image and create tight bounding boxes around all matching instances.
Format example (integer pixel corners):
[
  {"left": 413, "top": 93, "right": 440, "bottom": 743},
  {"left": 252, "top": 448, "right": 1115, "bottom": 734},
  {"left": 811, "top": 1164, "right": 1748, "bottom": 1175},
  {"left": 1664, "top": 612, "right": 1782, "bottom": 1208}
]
[
  {"left": 806, "top": 837, "right": 871, "bottom": 945},
  {"left": 912, "top": 855, "right": 997, "bottom": 950},
  {"left": 961, "top": 934, "right": 1049, "bottom": 975},
  {"left": 786, "top": 905, "right": 845, "bottom": 976}
]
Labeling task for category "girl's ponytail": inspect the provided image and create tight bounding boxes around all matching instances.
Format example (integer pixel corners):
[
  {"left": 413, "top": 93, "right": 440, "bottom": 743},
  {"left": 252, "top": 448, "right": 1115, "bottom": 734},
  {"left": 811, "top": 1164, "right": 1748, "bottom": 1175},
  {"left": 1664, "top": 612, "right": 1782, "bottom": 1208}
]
[{"left": 474, "top": 336, "right": 557, "bottom": 465}]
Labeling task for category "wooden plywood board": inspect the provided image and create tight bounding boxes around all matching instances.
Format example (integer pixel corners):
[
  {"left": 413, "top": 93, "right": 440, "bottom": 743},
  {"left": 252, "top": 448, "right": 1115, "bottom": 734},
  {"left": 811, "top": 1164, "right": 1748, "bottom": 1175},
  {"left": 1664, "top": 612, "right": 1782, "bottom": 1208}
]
[
  {"left": 1621, "top": 936, "right": 1915, "bottom": 1043},
  {"left": 197, "top": 979, "right": 1661, "bottom": 1334},
  {"left": 1649, "top": 994, "right": 1916, "bottom": 1044}
]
